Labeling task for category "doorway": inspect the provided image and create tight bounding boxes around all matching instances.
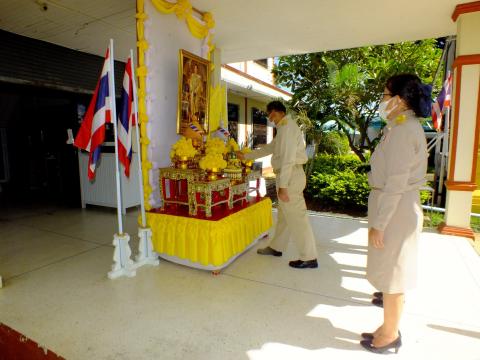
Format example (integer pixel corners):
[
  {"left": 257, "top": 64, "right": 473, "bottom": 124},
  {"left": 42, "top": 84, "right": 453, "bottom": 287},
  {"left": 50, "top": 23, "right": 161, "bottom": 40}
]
[{"left": 0, "top": 83, "right": 88, "bottom": 209}]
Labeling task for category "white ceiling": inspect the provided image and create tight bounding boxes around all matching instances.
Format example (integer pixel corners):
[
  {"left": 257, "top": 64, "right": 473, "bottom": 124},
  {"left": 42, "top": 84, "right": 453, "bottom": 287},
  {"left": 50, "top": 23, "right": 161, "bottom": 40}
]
[
  {"left": 0, "top": 0, "right": 136, "bottom": 61},
  {"left": 0, "top": 0, "right": 459, "bottom": 63}
]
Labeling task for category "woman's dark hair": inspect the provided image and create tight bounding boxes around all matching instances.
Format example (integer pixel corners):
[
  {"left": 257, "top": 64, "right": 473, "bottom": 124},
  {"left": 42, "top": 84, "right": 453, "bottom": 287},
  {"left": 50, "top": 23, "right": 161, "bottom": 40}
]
[
  {"left": 266, "top": 100, "right": 286, "bottom": 113},
  {"left": 385, "top": 74, "right": 432, "bottom": 118}
]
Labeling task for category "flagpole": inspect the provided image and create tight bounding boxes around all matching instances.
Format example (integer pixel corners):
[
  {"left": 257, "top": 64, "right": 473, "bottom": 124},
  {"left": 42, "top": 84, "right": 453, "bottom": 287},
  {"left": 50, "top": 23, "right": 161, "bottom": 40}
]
[
  {"left": 107, "top": 39, "right": 136, "bottom": 279},
  {"left": 108, "top": 39, "right": 124, "bottom": 234},
  {"left": 130, "top": 49, "right": 146, "bottom": 228},
  {"left": 438, "top": 106, "right": 450, "bottom": 205}
]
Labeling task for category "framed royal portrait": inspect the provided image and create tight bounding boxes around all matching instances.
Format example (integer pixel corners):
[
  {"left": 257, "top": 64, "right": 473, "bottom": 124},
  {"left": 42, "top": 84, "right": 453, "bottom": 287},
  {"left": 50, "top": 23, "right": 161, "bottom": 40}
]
[{"left": 177, "top": 49, "right": 210, "bottom": 135}]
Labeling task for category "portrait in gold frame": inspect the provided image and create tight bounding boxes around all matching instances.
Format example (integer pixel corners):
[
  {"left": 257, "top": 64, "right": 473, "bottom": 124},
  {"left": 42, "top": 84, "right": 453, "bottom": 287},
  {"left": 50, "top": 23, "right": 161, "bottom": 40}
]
[{"left": 177, "top": 49, "right": 210, "bottom": 135}]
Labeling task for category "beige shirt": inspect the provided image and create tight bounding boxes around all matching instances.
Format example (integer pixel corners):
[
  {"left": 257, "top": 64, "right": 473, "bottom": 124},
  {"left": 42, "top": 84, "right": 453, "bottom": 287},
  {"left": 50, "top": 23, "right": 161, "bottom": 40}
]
[
  {"left": 245, "top": 114, "right": 308, "bottom": 188},
  {"left": 368, "top": 110, "right": 428, "bottom": 231}
]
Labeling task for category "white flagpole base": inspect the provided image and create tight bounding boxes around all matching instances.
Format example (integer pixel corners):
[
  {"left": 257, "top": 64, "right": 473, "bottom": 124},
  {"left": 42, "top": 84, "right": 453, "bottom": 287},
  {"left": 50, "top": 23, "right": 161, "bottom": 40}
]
[
  {"left": 108, "top": 233, "right": 136, "bottom": 279},
  {"left": 134, "top": 227, "right": 160, "bottom": 268}
]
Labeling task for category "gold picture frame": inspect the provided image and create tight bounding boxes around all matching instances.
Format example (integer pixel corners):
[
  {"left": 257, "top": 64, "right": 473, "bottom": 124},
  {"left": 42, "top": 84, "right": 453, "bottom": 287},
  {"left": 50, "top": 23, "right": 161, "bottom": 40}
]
[{"left": 177, "top": 49, "right": 210, "bottom": 135}]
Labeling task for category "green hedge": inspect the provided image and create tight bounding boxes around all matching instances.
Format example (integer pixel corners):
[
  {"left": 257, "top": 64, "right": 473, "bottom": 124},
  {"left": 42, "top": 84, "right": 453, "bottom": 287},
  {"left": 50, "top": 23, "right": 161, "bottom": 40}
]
[{"left": 306, "top": 154, "right": 431, "bottom": 211}]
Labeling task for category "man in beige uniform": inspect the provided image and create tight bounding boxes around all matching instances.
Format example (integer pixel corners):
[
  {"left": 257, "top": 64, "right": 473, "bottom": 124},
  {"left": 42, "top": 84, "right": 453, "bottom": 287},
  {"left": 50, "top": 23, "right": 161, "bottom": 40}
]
[{"left": 237, "top": 101, "right": 318, "bottom": 269}]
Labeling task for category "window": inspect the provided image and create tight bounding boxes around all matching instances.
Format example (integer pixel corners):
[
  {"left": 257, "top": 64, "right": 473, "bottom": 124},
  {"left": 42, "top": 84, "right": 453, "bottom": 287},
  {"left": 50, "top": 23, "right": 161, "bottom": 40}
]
[
  {"left": 227, "top": 103, "right": 239, "bottom": 141},
  {"left": 252, "top": 107, "right": 268, "bottom": 148}
]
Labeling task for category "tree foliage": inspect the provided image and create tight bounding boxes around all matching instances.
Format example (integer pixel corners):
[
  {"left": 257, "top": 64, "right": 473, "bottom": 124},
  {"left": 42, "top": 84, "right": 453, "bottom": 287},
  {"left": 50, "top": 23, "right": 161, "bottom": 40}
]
[{"left": 273, "top": 40, "right": 443, "bottom": 161}]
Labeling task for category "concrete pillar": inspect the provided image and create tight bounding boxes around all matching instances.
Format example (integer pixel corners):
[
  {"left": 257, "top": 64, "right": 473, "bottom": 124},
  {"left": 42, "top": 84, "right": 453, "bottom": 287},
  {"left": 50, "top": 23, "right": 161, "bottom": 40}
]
[{"left": 439, "top": 1, "right": 480, "bottom": 239}]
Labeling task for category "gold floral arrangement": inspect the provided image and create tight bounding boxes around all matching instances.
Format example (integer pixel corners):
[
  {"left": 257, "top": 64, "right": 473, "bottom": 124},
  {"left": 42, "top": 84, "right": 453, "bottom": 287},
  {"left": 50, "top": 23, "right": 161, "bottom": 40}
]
[
  {"left": 205, "top": 137, "right": 228, "bottom": 156},
  {"left": 227, "top": 138, "right": 239, "bottom": 152},
  {"left": 199, "top": 153, "right": 227, "bottom": 171},
  {"left": 170, "top": 137, "right": 198, "bottom": 159},
  {"left": 240, "top": 147, "right": 251, "bottom": 155},
  {"left": 240, "top": 147, "right": 253, "bottom": 172}
]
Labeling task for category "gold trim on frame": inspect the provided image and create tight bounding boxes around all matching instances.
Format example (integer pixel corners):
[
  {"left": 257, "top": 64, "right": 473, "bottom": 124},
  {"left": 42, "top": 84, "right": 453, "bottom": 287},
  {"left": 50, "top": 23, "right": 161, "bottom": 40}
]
[{"left": 177, "top": 49, "right": 210, "bottom": 135}]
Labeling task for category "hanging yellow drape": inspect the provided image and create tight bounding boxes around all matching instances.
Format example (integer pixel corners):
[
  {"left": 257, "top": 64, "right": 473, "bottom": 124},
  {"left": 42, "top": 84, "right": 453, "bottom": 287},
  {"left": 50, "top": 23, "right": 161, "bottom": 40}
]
[
  {"left": 150, "top": 0, "right": 215, "bottom": 44},
  {"left": 208, "top": 84, "right": 227, "bottom": 134}
]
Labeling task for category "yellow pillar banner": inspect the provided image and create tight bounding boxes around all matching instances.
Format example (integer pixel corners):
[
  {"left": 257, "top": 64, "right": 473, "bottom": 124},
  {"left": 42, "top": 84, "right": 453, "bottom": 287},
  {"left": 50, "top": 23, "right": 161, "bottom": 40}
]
[{"left": 208, "top": 84, "right": 227, "bottom": 134}]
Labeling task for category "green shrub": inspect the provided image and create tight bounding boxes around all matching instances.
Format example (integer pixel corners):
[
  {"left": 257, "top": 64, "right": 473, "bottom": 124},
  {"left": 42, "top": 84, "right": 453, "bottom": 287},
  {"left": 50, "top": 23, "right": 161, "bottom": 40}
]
[
  {"left": 420, "top": 189, "right": 432, "bottom": 205},
  {"left": 309, "top": 154, "right": 367, "bottom": 174},
  {"left": 307, "top": 169, "right": 370, "bottom": 209},
  {"left": 306, "top": 154, "right": 432, "bottom": 211},
  {"left": 306, "top": 155, "right": 370, "bottom": 210},
  {"left": 316, "top": 132, "right": 350, "bottom": 155}
]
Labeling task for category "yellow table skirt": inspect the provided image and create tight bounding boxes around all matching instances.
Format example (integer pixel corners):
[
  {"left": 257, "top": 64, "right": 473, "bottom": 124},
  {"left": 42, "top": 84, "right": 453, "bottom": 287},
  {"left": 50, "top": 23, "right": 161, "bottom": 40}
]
[{"left": 146, "top": 198, "right": 272, "bottom": 268}]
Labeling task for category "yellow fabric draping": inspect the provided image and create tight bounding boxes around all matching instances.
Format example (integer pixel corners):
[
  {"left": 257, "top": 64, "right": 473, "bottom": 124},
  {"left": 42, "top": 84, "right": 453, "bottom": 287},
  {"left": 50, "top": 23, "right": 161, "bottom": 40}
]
[
  {"left": 150, "top": 0, "right": 215, "bottom": 50},
  {"left": 146, "top": 199, "right": 273, "bottom": 267},
  {"left": 208, "top": 84, "right": 227, "bottom": 134}
]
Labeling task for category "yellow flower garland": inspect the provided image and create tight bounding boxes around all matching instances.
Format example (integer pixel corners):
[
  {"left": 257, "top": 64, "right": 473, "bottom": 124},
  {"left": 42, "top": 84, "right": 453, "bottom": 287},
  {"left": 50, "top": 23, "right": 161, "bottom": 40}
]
[{"left": 136, "top": 0, "right": 153, "bottom": 210}]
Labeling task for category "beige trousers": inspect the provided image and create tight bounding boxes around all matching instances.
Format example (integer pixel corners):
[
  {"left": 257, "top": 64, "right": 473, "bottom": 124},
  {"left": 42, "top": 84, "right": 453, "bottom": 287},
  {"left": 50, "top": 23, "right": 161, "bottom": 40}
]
[{"left": 269, "top": 165, "right": 318, "bottom": 260}]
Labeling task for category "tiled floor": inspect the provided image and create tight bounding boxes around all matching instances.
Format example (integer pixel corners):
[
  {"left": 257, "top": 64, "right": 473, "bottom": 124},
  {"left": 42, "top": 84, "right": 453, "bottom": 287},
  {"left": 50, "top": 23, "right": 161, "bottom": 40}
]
[{"left": 1, "top": 205, "right": 479, "bottom": 359}]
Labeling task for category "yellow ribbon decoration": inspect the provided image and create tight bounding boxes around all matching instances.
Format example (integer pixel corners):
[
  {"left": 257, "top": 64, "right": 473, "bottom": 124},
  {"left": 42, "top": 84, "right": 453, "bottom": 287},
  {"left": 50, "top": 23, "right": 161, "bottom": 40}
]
[{"left": 150, "top": 0, "right": 214, "bottom": 52}]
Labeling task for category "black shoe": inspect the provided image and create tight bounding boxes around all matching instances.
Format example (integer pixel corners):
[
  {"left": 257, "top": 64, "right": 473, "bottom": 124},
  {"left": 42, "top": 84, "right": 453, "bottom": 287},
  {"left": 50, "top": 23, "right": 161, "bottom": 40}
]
[
  {"left": 361, "top": 332, "right": 374, "bottom": 340},
  {"left": 257, "top": 246, "right": 282, "bottom": 257},
  {"left": 372, "top": 297, "right": 383, "bottom": 308},
  {"left": 361, "top": 330, "right": 400, "bottom": 340},
  {"left": 373, "top": 292, "right": 383, "bottom": 299},
  {"left": 289, "top": 259, "right": 318, "bottom": 269},
  {"left": 360, "top": 336, "right": 402, "bottom": 354}
]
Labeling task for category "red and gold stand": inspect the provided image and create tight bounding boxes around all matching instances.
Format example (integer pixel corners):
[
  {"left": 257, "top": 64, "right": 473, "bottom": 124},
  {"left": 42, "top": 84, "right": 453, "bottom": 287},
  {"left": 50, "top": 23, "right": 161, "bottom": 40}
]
[{"left": 148, "top": 168, "right": 271, "bottom": 271}]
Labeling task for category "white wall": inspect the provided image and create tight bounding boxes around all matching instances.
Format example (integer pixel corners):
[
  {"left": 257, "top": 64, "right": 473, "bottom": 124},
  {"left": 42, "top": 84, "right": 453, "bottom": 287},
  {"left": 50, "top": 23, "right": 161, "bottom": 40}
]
[{"left": 144, "top": 2, "right": 204, "bottom": 207}]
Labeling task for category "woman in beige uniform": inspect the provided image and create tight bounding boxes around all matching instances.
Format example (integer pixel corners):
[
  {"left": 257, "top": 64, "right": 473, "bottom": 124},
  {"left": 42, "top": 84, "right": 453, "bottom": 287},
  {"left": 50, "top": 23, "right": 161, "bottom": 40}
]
[{"left": 361, "top": 74, "right": 431, "bottom": 354}]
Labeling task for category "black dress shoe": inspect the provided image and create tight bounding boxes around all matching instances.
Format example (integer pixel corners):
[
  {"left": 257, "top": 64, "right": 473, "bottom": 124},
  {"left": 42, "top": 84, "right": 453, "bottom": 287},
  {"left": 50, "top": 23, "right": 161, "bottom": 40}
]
[
  {"left": 289, "top": 259, "right": 318, "bottom": 269},
  {"left": 257, "top": 246, "right": 282, "bottom": 257},
  {"left": 361, "top": 330, "right": 400, "bottom": 340},
  {"left": 361, "top": 332, "right": 374, "bottom": 340},
  {"left": 372, "top": 297, "right": 383, "bottom": 308},
  {"left": 373, "top": 291, "right": 383, "bottom": 299},
  {"left": 360, "top": 336, "right": 402, "bottom": 354}
]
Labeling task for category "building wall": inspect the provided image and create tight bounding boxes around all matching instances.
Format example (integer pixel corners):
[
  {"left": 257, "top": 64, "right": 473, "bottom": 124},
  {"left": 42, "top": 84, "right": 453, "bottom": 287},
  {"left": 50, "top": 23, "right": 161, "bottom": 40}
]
[{"left": 227, "top": 93, "right": 273, "bottom": 172}]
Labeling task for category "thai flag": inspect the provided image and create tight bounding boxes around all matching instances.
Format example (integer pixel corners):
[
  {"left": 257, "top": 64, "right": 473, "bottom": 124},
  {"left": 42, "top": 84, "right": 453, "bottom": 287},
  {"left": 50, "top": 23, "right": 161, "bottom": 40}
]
[
  {"left": 118, "top": 57, "right": 136, "bottom": 177},
  {"left": 432, "top": 72, "right": 452, "bottom": 131},
  {"left": 74, "top": 48, "right": 112, "bottom": 180}
]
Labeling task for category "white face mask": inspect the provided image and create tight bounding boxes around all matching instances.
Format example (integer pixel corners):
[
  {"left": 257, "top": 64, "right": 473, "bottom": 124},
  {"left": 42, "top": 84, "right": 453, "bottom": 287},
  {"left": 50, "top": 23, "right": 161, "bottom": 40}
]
[{"left": 378, "top": 97, "right": 393, "bottom": 120}]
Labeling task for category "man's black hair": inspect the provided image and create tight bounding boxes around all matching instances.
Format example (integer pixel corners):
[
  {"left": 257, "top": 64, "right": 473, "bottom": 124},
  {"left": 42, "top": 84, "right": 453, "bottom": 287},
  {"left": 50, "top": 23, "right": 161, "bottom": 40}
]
[{"left": 266, "top": 101, "right": 286, "bottom": 113}]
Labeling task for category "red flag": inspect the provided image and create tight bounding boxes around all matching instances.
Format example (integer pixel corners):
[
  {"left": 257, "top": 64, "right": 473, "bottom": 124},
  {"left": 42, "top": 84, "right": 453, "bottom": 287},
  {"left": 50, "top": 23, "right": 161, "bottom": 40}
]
[{"left": 74, "top": 48, "right": 112, "bottom": 180}]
